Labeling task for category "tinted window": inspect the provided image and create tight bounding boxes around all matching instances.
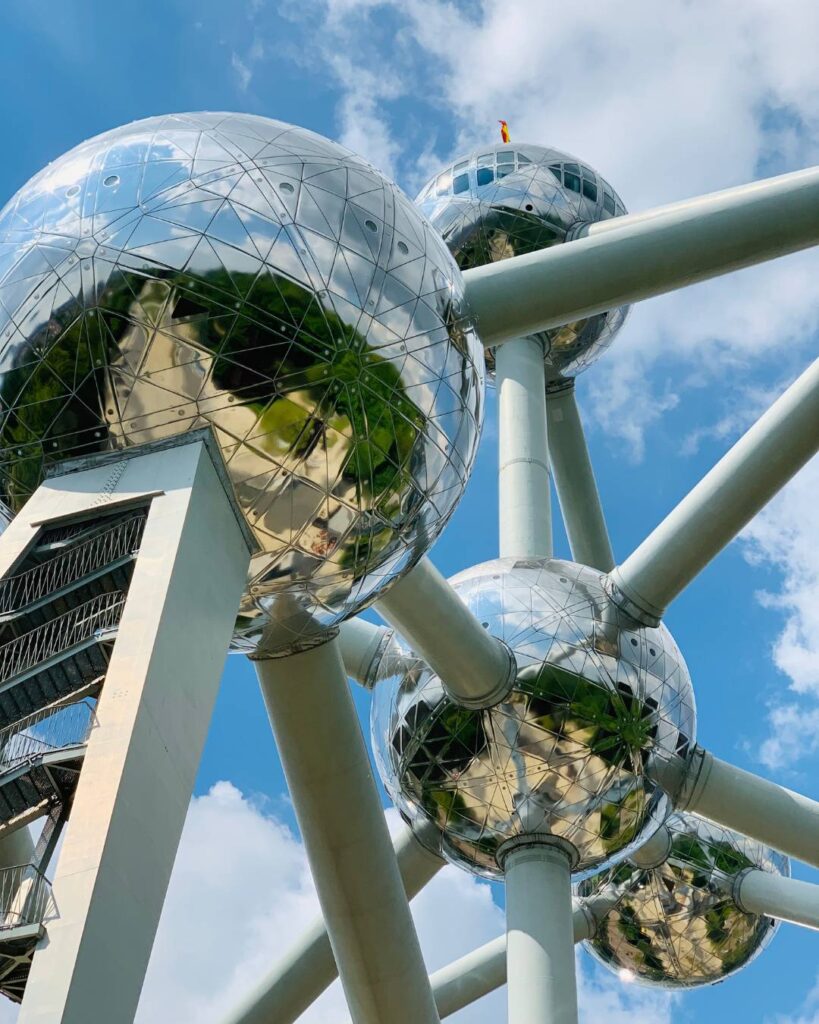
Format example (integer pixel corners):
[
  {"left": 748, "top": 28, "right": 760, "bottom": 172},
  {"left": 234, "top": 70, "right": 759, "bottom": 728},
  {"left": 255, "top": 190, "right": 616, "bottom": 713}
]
[
  {"left": 548, "top": 164, "right": 563, "bottom": 183},
  {"left": 603, "top": 191, "right": 616, "bottom": 214},
  {"left": 582, "top": 178, "right": 598, "bottom": 202},
  {"left": 564, "top": 171, "right": 581, "bottom": 193},
  {"left": 452, "top": 173, "right": 470, "bottom": 194},
  {"left": 497, "top": 166, "right": 513, "bottom": 178},
  {"left": 454, "top": 160, "right": 469, "bottom": 172},
  {"left": 476, "top": 166, "right": 494, "bottom": 186},
  {"left": 497, "top": 150, "right": 515, "bottom": 163},
  {"left": 477, "top": 153, "right": 493, "bottom": 166},
  {"left": 564, "top": 162, "right": 580, "bottom": 174}
]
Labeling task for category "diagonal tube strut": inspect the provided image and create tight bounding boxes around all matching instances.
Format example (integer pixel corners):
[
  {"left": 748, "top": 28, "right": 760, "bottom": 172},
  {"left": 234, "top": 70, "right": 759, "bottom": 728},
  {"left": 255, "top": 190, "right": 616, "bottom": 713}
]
[
  {"left": 546, "top": 381, "right": 615, "bottom": 571},
  {"left": 463, "top": 166, "right": 819, "bottom": 349},
  {"left": 654, "top": 747, "right": 819, "bottom": 871},
  {"left": 222, "top": 824, "right": 443, "bottom": 1024},
  {"left": 607, "top": 357, "right": 819, "bottom": 625},
  {"left": 376, "top": 559, "right": 516, "bottom": 708},
  {"left": 253, "top": 638, "right": 441, "bottom": 1024}
]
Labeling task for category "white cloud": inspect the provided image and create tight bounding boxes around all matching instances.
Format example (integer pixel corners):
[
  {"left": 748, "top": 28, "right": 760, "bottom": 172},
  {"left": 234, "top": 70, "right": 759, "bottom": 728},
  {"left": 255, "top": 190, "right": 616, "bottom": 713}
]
[
  {"left": 284, "top": 0, "right": 819, "bottom": 456},
  {"left": 0, "top": 781, "right": 685, "bottom": 1022},
  {"left": 741, "top": 456, "right": 819, "bottom": 768}
]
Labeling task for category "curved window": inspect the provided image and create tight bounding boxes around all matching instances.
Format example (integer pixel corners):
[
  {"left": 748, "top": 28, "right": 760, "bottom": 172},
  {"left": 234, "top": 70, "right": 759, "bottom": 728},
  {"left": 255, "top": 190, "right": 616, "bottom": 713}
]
[
  {"left": 582, "top": 177, "right": 598, "bottom": 202},
  {"left": 603, "top": 191, "right": 616, "bottom": 215},
  {"left": 564, "top": 170, "right": 581, "bottom": 194},
  {"left": 452, "top": 173, "right": 470, "bottom": 194},
  {"left": 497, "top": 150, "right": 515, "bottom": 163},
  {"left": 476, "top": 166, "right": 494, "bottom": 187},
  {"left": 436, "top": 172, "right": 452, "bottom": 195}
]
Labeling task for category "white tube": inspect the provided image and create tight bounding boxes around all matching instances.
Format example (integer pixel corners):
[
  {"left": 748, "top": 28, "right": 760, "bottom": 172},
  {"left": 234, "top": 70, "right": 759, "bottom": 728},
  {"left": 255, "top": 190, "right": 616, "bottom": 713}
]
[
  {"left": 546, "top": 383, "right": 614, "bottom": 571},
  {"left": 502, "top": 839, "right": 578, "bottom": 1024},
  {"left": 337, "top": 618, "right": 390, "bottom": 688},
  {"left": 736, "top": 870, "right": 819, "bottom": 932},
  {"left": 376, "top": 558, "right": 516, "bottom": 709},
  {"left": 608, "top": 358, "right": 819, "bottom": 624},
  {"left": 224, "top": 825, "right": 443, "bottom": 1024},
  {"left": 254, "top": 639, "right": 440, "bottom": 1024},
  {"left": 496, "top": 337, "right": 552, "bottom": 559},
  {"left": 683, "top": 751, "right": 819, "bottom": 871},
  {"left": 429, "top": 901, "right": 607, "bottom": 1019},
  {"left": 463, "top": 165, "right": 819, "bottom": 348},
  {"left": 628, "top": 824, "right": 672, "bottom": 869}
]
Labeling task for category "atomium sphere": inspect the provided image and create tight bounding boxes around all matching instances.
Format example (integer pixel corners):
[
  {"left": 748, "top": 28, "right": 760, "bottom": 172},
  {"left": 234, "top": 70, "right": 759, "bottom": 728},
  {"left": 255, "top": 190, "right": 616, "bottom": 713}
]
[
  {"left": 370, "top": 558, "right": 695, "bottom": 880},
  {"left": 578, "top": 812, "right": 787, "bottom": 988},
  {"left": 0, "top": 112, "right": 484, "bottom": 653},
  {"left": 416, "top": 144, "right": 628, "bottom": 380}
]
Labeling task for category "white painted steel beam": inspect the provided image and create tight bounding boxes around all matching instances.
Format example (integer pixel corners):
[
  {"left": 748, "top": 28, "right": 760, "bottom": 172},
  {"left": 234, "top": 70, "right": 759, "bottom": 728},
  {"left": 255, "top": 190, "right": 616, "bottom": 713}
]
[
  {"left": 376, "top": 558, "right": 516, "bottom": 709},
  {"left": 429, "top": 899, "right": 609, "bottom": 1019},
  {"left": 546, "top": 383, "right": 615, "bottom": 571},
  {"left": 463, "top": 165, "right": 819, "bottom": 348},
  {"left": 501, "top": 839, "right": 578, "bottom": 1024},
  {"left": 670, "top": 749, "right": 819, "bottom": 871},
  {"left": 608, "top": 358, "right": 819, "bottom": 624},
  {"left": 496, "top": 336, "right": 552, "bottom": 560},
  {"left": 254, "top": 638, "right": 440, "bottom": 1024},
  {"left": 736, "top": 870, "right": 819, "bottom": 932},
  {"left": 223, "top": 824, "right": 443, "bottom": 1024},
  {"left": 17, "top": 434, "right": 253, "bottom": 1024},
  {"left": 337, "top": 618, "right": 391, "bottom": 688}
]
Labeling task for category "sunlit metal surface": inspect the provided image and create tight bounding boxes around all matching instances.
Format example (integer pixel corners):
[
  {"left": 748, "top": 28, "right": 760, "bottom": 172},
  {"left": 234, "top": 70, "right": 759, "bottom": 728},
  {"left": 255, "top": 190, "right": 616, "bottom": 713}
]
[
  {"left": 371, "top": 558, "right": 695, "bottom": 879},
  {"left": 579, "top": 812, "right": 787, "bottom": 988},
  {"left": 416, "top": 143, "right": 628, "bottom": 380},
  {"left": 0, "top": 113, "right": 484, "bottom": 654}
]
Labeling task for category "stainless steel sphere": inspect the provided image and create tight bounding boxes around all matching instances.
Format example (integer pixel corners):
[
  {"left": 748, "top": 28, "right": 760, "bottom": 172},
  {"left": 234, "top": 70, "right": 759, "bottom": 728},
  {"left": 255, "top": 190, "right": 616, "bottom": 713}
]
[
  {"left": 0, "top": 112, "right": 484, "bottom": 653},
  {"left": 370, "top": 558, "right": 696, "bottom": 879},
  {"left": 578, "top": 812, "right": 787, "bottom": 988},
  {"left": 416, "top": 143, "right": 628, "bottom": 380}
]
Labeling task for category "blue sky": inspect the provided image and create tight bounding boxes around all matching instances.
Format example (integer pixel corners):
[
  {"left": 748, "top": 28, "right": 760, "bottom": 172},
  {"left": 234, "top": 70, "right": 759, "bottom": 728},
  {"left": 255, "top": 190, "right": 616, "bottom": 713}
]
[{"left": 1, "top": 1, "right": 818, "bottom": 1022}]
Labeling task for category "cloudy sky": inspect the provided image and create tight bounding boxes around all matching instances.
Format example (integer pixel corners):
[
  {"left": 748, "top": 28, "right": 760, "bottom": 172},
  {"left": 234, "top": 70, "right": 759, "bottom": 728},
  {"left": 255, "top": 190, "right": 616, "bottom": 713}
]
[{"left": 0, "top": 0, "right": 817, "bottom": 1021}]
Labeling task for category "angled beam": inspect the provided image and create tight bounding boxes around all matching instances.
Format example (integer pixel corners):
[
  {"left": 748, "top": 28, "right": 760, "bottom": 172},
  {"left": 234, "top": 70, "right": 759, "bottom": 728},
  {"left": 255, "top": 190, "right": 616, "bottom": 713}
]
[
  {"left": 657, "top": 748, "right": 819, "bottom": 870},
  {"left": 607, "top": 357, "right": 819, "bottom": 624},
  {"left": 429, "top": 898, "right": 609, "bottom": 1020},
  {"left": 463, "top": 165, "right": 819, "bottom": 348},
  {"left": 253, "top": 638, "right": 440, "bottom": 1024},
  {"left": 546, "top": 382, "right": 615, "bottom": 571},
  {"left": 337, "top": 618, "right": 391, "bottom": 688},
  {"left": 496, "top": 336, "right": 552, "bottom": 559},
  {"left": 223, "top": 824, "right": 443, "bottom": 1024},
  {"left": 736, "top": 870, "right": 819, "bottom": 932},
  {"left": 376, "top": 559, "right": 516, "bottom": 709}
]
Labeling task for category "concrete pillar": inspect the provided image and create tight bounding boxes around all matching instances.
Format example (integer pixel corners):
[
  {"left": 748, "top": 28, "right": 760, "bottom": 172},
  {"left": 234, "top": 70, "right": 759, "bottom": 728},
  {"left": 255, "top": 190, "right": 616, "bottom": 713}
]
[{"left": 16, "top": 433, "right": 253, "bottom": 1024}]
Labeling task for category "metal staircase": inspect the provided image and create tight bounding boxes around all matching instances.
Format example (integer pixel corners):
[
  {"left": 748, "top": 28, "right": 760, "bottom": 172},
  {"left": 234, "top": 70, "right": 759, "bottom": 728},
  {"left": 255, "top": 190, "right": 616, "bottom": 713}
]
[{"left": 0, "top": 505, "right": 147, "bottom": 1002}]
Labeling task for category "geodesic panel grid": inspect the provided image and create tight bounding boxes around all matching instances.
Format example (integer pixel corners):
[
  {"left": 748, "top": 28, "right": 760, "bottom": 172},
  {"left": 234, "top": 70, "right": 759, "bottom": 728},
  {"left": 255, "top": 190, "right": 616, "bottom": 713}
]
[
  {"left": 371, "top": 557, "right": 696, "bottom": 879},
  {"left": 416, "top": 143, "right": 628, "bottom": 381},
  {"left": 0, "top": 112, "right": 484, "bottom": 653},
  {"left": 579, "top": 812, "right": 788, "bottom": 988}
]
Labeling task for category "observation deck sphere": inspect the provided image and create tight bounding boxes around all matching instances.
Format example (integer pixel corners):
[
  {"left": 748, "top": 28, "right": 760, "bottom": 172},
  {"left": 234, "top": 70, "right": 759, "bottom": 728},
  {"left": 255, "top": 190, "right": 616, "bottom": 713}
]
[
  {"left": 579, "top": 812, "right": 787, "bottom": 988},
  {"left": 0, "top": 112, "right": 484, "bottom": 653},
  {"left": 371, "top": 558, "right": 696, "bottom": 879},
  {"left": 416, "top": 144, "right": 629, "bottom": 380}
]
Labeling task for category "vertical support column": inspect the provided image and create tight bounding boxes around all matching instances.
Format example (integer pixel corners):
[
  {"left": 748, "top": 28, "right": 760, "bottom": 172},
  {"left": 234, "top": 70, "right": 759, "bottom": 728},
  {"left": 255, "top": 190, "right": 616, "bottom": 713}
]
[
  {"left": 496, "top": 338, "right": 552, "bottom": 560},
  {"left": 546, "top": 381, "right": 615, "bottom": 572},
  {"left": 254, "top": 638, "right": 440, "bottom": 1024},
  {"left": 18, "top": 436, "right": 253, "bottom": 1024},
  {"left": 501, "top": 838, "right": 578, "bottom": 1024}
]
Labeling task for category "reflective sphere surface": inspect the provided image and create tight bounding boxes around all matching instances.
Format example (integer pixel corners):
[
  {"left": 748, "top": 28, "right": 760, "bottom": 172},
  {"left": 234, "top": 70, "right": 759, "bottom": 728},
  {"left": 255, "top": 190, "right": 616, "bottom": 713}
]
[
  {"left": 416, "top": 144, "right": 628, "bottom": 380},
  {"left": 0, "top": 112, "right": 484, "bottom": 653},
  {"left": 371, "top": 558, "right": 695, "bottom": 879},
  {"left": 579, "top": 812, "right": 786, "bottom": 988}
]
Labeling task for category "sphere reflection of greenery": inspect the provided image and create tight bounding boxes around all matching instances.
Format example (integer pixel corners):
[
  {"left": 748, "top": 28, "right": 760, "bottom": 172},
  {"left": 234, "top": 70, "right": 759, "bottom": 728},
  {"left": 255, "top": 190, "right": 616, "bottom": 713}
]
[
  {"left": 372, "top": 559, "right": 694, "bottom": 880},
  {"left": 579, "top": 813, "right": 785, "bottom": 988},
  {"left": 0, "top": 264, "right": 425, "bottom": 576}
]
